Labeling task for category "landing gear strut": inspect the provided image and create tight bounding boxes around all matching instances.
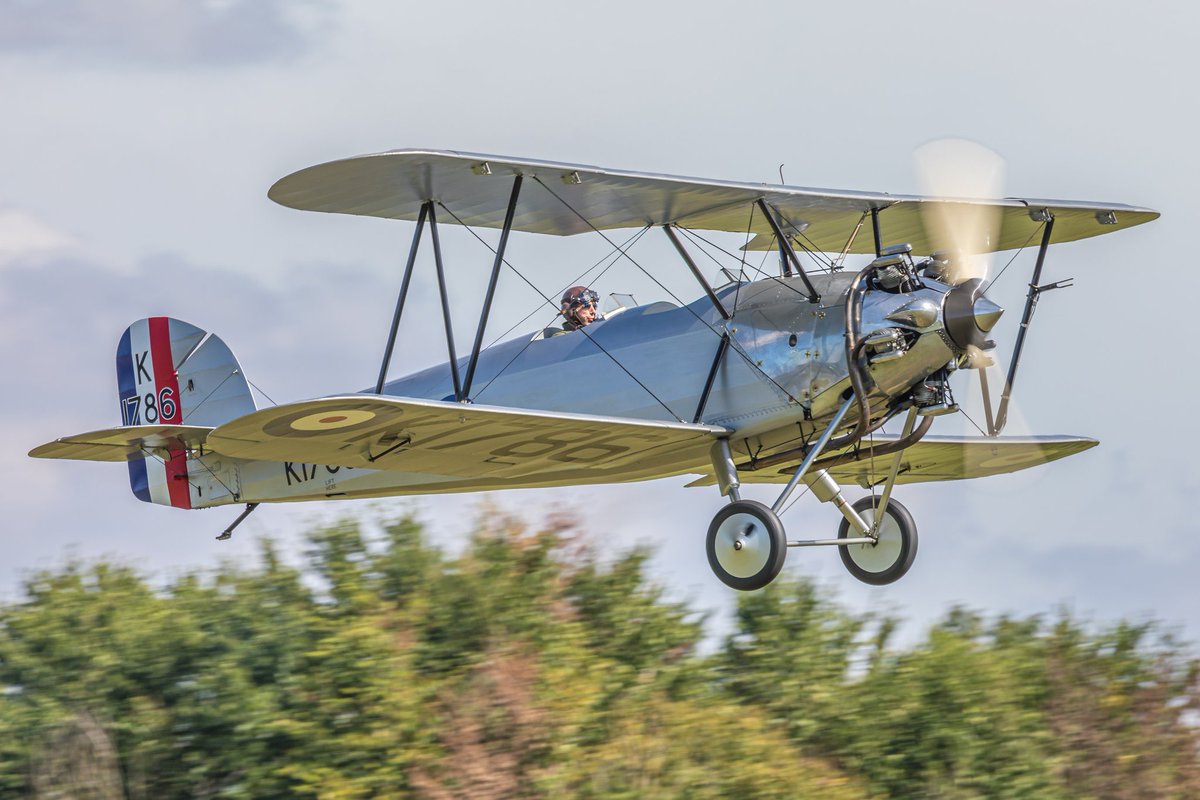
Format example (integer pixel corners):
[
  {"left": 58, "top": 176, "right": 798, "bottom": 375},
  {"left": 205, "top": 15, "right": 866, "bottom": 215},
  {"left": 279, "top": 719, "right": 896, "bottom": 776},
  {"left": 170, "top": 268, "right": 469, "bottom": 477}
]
[{"left": 704, "top": 402, "right": 921, "bottom": 590}]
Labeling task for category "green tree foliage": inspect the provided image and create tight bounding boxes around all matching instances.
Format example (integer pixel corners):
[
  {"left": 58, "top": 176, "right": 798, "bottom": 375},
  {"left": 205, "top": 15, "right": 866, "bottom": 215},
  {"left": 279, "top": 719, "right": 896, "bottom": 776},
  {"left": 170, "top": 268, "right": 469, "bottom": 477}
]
[
  {"left": 720, "top": 582, "right": 1200, "bottom": 799},
  {"left": 0, "top": 511, "right": 1195, "bottom": 798}
]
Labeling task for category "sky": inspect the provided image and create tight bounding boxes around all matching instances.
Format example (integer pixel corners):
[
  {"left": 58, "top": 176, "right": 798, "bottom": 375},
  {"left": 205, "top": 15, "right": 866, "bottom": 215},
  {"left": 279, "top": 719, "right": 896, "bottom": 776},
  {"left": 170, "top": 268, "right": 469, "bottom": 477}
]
[{"left": 2, "top": 0, "right": 1195, "bottom": 645}]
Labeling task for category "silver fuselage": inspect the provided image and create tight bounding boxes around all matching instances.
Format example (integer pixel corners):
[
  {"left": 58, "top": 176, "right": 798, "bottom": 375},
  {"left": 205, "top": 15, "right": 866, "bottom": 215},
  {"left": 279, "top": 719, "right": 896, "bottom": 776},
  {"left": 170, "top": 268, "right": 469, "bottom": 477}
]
[{"left": 204, "top": 272, "right": 961, "bottom": 506}]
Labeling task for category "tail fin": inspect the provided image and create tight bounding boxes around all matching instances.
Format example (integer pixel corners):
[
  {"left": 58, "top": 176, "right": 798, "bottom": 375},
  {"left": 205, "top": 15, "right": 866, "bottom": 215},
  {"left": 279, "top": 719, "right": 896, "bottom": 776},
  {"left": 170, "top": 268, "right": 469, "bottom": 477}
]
[{"left": 117, "top": 317, "right": 255, "bottom": 507}]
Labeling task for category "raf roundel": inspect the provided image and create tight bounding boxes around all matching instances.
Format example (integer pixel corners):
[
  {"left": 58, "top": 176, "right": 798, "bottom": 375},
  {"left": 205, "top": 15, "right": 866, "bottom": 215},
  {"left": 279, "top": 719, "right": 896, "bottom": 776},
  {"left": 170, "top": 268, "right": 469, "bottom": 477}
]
[{"left": 289, "top": 409, "right": 377, "bottom": 431}]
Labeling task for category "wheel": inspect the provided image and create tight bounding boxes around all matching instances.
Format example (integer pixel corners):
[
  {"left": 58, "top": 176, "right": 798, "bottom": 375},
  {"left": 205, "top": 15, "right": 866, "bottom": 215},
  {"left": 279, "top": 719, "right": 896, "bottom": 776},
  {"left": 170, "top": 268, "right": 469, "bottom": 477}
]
[
  {"left": 838, "top": 496, "right": 918, "bottom": 585},
  {"left": 706, "top": 500, "right": 787, "bottom": 591}
]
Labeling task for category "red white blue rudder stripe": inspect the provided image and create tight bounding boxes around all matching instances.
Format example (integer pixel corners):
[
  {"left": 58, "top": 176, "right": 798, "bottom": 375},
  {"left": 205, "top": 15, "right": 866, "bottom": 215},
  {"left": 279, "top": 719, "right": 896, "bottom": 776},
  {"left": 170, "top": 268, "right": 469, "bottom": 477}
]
[{"left": 116, "top": 317, "right": 256, "bottom": 508}]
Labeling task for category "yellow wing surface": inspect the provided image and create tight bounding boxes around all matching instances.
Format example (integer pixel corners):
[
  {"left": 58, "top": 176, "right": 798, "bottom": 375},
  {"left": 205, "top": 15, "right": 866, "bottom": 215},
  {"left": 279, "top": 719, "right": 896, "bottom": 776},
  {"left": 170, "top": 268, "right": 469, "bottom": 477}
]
[
  {"left": 30, "top": 425, "right": 215, "bottom": 463},
  {"left": 206, "top": 395, "right": 727, "bottom": 484},
  {"left": 687, "top": 434, "right": 1098, "bottom": 488},
  {"left": 33, "top": 401, "right": 1096, "bottom": 492}
]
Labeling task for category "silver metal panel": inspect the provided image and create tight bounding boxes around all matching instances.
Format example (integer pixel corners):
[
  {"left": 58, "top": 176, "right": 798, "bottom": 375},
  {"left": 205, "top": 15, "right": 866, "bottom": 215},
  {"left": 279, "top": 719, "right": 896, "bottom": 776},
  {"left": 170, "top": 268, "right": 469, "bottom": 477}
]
[
  {"left": 176, "top": 333, "right": 257, "bottom": 427},
  {"left": 29, "top": 425, "right": 214, "bottom": 462},
  {"left": 269, "top": 149, "right": 1159, "bottom": 254}
]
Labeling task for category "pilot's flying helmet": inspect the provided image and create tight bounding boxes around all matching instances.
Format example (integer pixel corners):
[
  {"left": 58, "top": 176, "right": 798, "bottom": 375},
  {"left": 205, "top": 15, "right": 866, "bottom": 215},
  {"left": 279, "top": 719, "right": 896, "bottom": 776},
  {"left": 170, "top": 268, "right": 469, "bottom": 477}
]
[{"left": 561, "top": 285, "right": 600, "bottom": 327}]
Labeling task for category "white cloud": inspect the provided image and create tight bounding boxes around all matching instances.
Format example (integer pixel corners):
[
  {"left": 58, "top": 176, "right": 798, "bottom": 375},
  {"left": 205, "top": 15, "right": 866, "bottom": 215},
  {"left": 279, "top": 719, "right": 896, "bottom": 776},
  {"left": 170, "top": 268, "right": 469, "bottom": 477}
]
[
  {"left": 0, "top": 209, "right": 78, "bottom": 266},
  {"left": 0, "top": 0, "right": 333, "bottom": 67}
]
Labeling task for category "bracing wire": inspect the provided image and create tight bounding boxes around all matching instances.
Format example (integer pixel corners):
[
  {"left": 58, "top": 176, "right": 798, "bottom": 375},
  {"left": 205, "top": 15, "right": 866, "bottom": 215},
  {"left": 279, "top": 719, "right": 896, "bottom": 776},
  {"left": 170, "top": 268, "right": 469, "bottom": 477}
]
[
  {"left": 187, "top": 370, "right": 238, "bottom": 417},
  {"left": 532, "top": 177, "right": 802, "bottom": 405},
  {"left": 533, "top": 177, "right": 700, "bottom": 312},
  {"left": 247, "top": 379, "right": 277, "bottom": 407},
  {"left": 139, "top": 446, "right": 237, "bottom": 500},
  {"left": 677, "top": 227, "right": 771, "bottom": 282},
  {"left": 434, "top": 205, "right": 663, "bottom": 405},
  {"left": 987, "top": 222, "right": 1044, "bottom": 289},
  {"left": 478, "top": 223, "right": 652, "bottom": 350},
  {"left": 435, "top": 202, "right": 680, "bottom": 419},
  {"left": 958, "top": 406, "right": 989, "bottom": 438}
]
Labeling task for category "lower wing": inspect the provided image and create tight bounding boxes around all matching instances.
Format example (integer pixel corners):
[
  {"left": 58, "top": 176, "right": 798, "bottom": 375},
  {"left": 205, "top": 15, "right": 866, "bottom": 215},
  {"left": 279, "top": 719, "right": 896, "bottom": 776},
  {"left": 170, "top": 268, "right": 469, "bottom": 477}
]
[
  {"left": 686, "top": 434, "right": 1098, "bottom": 488},
  {"left": 206, "top": 395, "right": 728, "bottom": 484}
]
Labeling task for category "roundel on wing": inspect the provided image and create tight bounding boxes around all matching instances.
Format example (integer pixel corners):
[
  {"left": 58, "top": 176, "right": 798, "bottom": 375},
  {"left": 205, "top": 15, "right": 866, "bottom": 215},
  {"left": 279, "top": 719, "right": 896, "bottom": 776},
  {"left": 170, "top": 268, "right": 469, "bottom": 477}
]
[
  {"left": 290, "top": 410, "right": 377, "bottom": 431},
  {"left": 262, "top": 406, "right": 387, "bottom": 438}
]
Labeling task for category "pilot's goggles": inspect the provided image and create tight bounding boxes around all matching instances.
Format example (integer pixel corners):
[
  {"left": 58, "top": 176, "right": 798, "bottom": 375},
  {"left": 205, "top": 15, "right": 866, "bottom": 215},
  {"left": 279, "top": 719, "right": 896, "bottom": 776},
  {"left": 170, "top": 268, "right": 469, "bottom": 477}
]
[{"left": 568, "top": 290, "right": 600, "bottom": 308}]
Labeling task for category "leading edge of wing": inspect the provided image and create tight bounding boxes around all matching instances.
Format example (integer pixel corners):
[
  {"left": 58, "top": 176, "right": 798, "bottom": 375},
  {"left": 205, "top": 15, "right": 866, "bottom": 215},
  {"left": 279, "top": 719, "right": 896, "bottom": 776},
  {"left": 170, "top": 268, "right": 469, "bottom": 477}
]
[
  {"left": 267, "top": 149, "right": 1159, "bottom": 253},
  {"left": 684, "top": 434, "right": 1099, "bottom": 488},
  {"left": 29, "top": 425, "right": 214, "bottom": 463},
  {"left": 207, "top": 395, "right": 729, "bottom": 480}
]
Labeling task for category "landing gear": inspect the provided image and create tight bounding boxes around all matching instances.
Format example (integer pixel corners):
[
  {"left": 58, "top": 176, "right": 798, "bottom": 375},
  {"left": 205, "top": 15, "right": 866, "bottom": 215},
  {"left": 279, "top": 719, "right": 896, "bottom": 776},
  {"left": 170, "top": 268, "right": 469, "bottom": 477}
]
[
  {"left": 838, "top": 496, "right": 918, "bottom": 585},
  {"left": 704, "top": 402, "right": 923, "bottom": 591},
  {"left": 706, "top": 500, "right": 787, "bottom": 591}
]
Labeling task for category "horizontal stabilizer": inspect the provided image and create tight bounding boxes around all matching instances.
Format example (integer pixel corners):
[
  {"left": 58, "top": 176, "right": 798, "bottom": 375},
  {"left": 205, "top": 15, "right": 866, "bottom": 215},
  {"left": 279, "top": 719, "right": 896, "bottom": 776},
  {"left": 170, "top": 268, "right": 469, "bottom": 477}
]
[
  {"left": 29, "top": 425, "right": 213, "bottom": 463},
  {"left": 685, "top": 434, "right": 1098, "bottom": 488},
  {"left": 208, "top": 395, "right": 727, "bottom": 480}
]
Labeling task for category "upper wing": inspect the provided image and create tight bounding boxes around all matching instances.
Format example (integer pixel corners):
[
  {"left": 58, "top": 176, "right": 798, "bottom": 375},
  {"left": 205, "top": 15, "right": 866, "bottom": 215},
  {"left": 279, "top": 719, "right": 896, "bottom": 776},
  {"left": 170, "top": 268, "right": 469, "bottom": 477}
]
[
  {"left": 686, "top": 434, "right": 1098, "bottom": 488},
  {"left": 29, "top": 425, "right": 213, "bottom": 462},
  {"left": 268, "top": 149, "right": 1158, "bottom": 255},
  {"left": 207, "top": 395, "right": 726, "bottom": 483}
]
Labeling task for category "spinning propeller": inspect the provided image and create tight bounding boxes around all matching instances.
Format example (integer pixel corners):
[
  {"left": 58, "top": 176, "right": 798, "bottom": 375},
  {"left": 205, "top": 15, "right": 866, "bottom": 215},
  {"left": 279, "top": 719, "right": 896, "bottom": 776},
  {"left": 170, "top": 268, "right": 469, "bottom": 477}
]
[
  {"left": 912, "top": 138, "right": 1005, "bottom": 366},
  {"left": 913, "top": 139, "right": 1028, "bottom": 434},
  {"left": 914, "top": 138, "right": 1006, "bottom": 286}
]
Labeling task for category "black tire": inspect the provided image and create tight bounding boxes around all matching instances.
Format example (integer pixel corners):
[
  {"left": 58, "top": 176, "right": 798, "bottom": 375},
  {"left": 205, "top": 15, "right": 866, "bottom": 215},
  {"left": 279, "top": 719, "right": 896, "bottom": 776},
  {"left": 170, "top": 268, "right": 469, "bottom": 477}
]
[
  {"left": 706, "top": 500, "right": 788, "bottom": 591},
  {"left": 838, "top": 496, "right": 918, "bottom": 586}
]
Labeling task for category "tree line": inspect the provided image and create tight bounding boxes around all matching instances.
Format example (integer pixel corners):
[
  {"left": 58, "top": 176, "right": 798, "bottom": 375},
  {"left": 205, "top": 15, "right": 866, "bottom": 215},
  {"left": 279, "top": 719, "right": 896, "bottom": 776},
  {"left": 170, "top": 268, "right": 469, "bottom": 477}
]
[{"left": 0, "top": 511, "right": 1196, "bottom": 798}]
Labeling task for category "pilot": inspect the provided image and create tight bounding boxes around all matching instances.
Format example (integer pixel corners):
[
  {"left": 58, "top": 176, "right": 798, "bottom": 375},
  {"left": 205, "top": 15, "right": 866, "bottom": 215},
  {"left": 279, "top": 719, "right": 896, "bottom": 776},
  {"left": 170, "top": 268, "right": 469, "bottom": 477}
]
[{"left": 551, "top": 285, "right": 600, "bottom": 335}]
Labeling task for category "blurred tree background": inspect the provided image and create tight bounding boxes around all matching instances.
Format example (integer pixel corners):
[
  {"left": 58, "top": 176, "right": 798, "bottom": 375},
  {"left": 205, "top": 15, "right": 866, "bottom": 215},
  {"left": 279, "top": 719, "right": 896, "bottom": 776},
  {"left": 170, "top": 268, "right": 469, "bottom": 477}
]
[{"left": 0, "top": 511, "right": 1196, "bottom": 799}]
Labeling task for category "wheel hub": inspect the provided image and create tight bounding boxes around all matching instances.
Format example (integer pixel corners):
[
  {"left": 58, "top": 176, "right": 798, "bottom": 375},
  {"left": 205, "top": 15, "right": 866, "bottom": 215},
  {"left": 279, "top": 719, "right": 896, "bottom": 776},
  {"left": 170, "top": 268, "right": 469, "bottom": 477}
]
[
  {"left": 844, "top": 508, "right": 903, "bottom": 572},
  {"left": 713, "top": 514, "right": 771, "bottom": 579}
]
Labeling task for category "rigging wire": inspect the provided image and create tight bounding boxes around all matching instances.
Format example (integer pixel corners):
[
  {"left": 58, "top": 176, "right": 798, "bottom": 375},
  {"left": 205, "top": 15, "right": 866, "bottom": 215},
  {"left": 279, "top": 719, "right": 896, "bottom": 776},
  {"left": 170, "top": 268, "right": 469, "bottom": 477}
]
[
  {"left": 533, "top": 177, "right": 701, "bottom": 312},
  {"left": 434, "top": 202, "right": 680, "bottom": 418},
  {"left": 669, "top": 211, "right": 833, "bottom": 307},
  {"left": 186, "top": 370, "right": 238, "bottom": 418},
  {"left": 433, "top": 206, "right": 662, "bottom": 405},
  {"left": 958, "top": 405, "right": 989, "bottom": 438},
  {"left": 779, "top": 478, "right": 814, "bottom": 516},
  {"left": 470, "top": 234, "right": 645, "bottom": 404},
  {"left": 481, "top": 224, "right": 652, "bottom": 350},
  {"left": 986, "top": 222, "right": 1044, "bottom": 289},
  {"left": 246, "top": 379, "right": 277, "bottom": 407},
  {"left": 532, "top": 176, "right": 802, "bottom": 405},
  {"left": 188, "top": 453, "right": 239, "bottom": 499},
  {"left": 138, "top": 446, "right": 237, "bottom": 501},
  {"left": 791, "top": 227, "right": 839, "bottom": 271},
  {"left": 677, "top": 227, "right": 771, "bottom": 282}
]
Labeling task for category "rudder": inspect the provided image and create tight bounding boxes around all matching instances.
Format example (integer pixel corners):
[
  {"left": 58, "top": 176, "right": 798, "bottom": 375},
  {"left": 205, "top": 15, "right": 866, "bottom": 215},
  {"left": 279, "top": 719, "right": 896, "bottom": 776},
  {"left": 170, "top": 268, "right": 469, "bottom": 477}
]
[{"left": 117, "top": 317, "right": 255, "bottom": 506}]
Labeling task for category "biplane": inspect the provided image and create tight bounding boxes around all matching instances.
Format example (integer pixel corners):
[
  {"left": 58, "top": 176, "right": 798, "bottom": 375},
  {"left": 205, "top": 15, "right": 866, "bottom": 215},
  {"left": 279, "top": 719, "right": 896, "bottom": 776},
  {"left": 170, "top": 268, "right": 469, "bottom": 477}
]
[{"left": 31, "top": 147, "right": 1158, "bottom": 590}]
